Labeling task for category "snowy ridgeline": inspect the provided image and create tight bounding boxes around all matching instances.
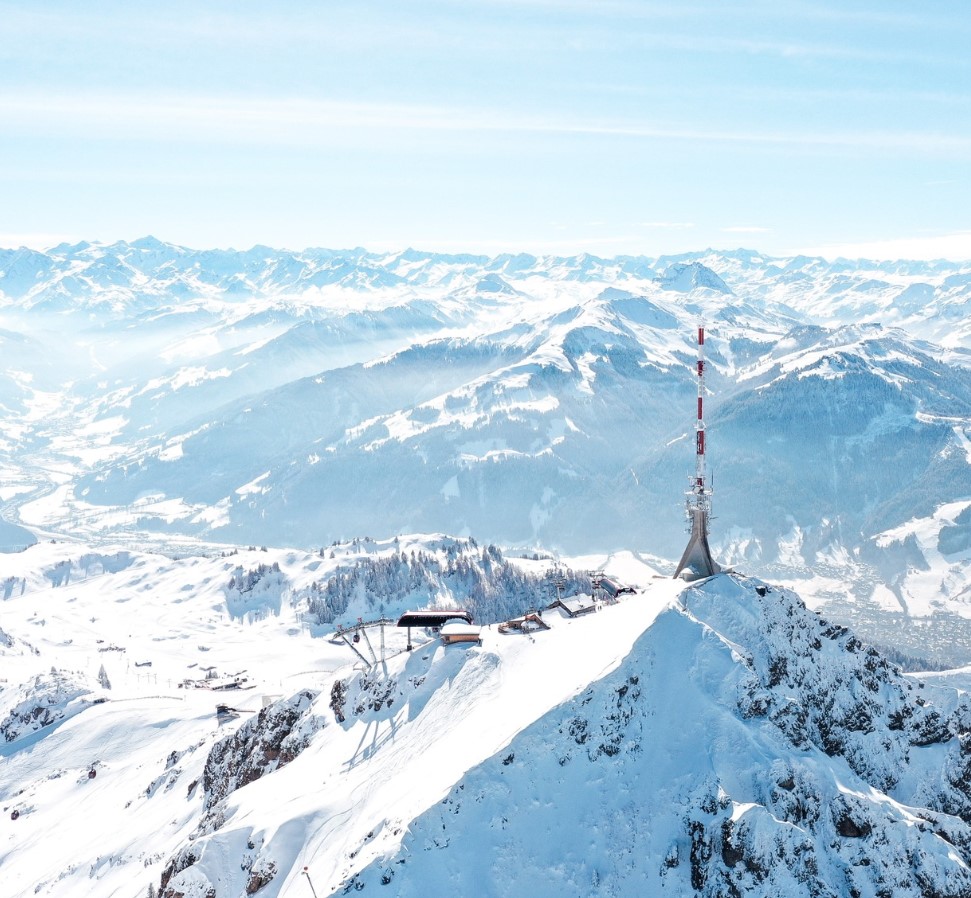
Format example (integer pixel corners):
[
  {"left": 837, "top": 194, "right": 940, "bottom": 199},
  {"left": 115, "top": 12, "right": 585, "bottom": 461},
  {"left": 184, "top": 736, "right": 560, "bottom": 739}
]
[
  {"left": 330, "top": 577, "right": 971, "bottom": 898},
  {"left": 137, "top": 572, "right": 971, "bottom": 898},
  {"left": 8, "top": 536, "right": 971, "bottom": 896},
  {"left": 1, "top": 240, "right": 969, "bottom": 310}
]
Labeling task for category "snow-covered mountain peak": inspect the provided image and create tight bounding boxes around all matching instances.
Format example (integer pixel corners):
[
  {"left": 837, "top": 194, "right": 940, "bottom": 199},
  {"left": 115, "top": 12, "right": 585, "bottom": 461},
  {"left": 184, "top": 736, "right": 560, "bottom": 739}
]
[
  {"left": 302, "top": 574, "right": 971, "bottom": 898},
  {"left": 6, "top": 527, "right": 971, "bottom": 897},
  {"left": 657, "top": 261, "right": 732, "bottom": 295}
]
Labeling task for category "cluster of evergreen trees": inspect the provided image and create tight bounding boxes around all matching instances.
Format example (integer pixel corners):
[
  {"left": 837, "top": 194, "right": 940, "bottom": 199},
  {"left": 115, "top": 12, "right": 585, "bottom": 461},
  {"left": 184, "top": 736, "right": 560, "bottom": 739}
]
[
  {"left": 226, "top": 562, "right": 281, "bottom": 594},
  {"left": 308, "top": 543, "right": 591, "bottom": 626}
]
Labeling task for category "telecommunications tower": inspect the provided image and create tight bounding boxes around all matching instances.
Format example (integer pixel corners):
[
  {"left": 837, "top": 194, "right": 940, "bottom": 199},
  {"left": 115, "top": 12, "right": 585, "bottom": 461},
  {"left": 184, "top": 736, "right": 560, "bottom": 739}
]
[{"left": 673, "top": 325, "right": 721, "bottom": 580}]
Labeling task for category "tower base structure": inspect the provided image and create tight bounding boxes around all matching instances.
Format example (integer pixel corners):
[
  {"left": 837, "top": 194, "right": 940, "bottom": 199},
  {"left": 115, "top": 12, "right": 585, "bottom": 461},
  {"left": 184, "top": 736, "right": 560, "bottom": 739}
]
[{"left": 673, "top": 506, "right": 721, "bottom": 581}]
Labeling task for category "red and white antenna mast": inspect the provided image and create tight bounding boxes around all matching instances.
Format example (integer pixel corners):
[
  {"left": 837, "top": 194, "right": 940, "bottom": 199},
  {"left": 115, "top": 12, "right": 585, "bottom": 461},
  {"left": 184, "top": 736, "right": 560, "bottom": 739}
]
[
  {"left": 674, "top": 323, "right": 720, "bottom": 580},
  {"left": 693, "top": 324, "right": 711, "bottom": 525}
]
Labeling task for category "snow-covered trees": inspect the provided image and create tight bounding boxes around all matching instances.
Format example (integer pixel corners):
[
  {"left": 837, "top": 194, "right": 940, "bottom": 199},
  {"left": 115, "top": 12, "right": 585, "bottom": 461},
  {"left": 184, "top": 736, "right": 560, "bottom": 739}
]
[
  {"left": 226, "top": 562, "right": 280, "bottom": 593},
  {"left": 308, "top": 542, "right": 591, "bottom": 625}
]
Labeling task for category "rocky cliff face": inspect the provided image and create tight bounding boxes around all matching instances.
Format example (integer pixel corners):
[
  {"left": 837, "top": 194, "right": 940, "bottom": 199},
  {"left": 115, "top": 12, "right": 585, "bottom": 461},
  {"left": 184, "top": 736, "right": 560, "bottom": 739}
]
[
  {"left": 159, "top": 689, "right": 323, "bottom": 897},
  {"left": 201, "top": 688, "right": 322, "bottom": 819},
  {"left": 681, "top": 577, "right": 971, "bottom": 897},
  {"left": 0, "top": 668, "right": 92, "bottom": 744},
  {"left": 338, "top": 575, "right": 971, "bottom": 898}
]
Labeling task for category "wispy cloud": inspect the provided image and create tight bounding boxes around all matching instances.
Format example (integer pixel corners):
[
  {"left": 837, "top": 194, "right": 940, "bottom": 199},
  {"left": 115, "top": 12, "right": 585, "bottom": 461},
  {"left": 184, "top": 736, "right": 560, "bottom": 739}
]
[
  {"left": 2, "top": 92, "right": 969, "bottom": 157},
  {"left": 722, "top": 226, "right": 770, "bottom": 234},
  {"left": 636, "top": 221, "right": 695, "bottom": 230}
]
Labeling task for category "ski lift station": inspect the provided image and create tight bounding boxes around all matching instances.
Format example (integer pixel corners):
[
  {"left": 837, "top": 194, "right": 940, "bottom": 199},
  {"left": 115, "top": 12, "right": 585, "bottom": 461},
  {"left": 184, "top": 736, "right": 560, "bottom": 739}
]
[{"left": 397, "top": 610, "right": 474, "bottom": 651}]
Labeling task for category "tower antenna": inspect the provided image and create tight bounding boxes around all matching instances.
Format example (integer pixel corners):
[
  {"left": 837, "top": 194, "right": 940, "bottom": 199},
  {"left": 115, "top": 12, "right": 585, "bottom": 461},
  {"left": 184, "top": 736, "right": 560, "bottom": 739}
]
[{"left": 673, "top": 324, "right": 721, "bottom": 580}]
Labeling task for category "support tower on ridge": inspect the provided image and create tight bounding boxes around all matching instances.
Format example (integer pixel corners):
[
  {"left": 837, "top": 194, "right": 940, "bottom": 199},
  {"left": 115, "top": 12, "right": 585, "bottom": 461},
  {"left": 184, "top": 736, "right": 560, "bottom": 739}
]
[{"left": 673, "top": 324, "right": 721, "bottom": 580}]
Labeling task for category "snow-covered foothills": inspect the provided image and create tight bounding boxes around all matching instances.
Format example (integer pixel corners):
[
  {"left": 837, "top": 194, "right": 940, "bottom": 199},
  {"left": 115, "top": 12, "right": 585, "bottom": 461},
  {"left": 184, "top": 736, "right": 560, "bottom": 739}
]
[{"left": 6, "top": 536, "right": 971, "bottom": 898}]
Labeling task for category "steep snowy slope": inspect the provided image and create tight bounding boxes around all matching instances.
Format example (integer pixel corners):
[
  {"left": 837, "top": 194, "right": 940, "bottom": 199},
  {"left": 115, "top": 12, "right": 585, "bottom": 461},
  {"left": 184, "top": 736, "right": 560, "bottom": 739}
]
[
  {"left": 6, "top": 539, "right": 970, "bottom": 898},
  {"left": 0, "top": 535, "right": 654, "bottom": 898},
  {"left": 8, "top": 486, "right": 971, "bottom": 898},
  {"left": 329, "top": 575, "right": 971, "bottom": 898}
]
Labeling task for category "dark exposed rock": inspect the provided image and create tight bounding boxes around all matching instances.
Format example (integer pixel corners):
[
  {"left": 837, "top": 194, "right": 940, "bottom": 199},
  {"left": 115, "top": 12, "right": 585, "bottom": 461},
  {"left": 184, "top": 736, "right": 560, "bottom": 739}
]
[
  {"left": 159, "top": 846, "right": 199, "bottom": 895},
  {"left": 689, "top": 819, "right": 711, "bottom": 891},
  {"left": 245, "top": 860, "right": 277, "bottom": 894},
  {"left": 157, "top": 691, "right": 323, "bottom": 897},
  {"left": 719, "top": 580, "right": 965, "bottom": 798},
  {"left": 0, "top": 669, "right": 91, "bottom": 743},
  {"left": 202, "top": 689, "right": 321, "bottom": 816},
  {"left": 835, "top": 812, "right": 871, "bottom": 839}
]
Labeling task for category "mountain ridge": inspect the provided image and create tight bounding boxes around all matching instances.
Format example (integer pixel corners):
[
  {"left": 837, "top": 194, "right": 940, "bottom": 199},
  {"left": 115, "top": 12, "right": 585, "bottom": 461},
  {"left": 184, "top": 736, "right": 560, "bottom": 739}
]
[{"left": 4, "top": 241, "right": 971, "bottom": 663}]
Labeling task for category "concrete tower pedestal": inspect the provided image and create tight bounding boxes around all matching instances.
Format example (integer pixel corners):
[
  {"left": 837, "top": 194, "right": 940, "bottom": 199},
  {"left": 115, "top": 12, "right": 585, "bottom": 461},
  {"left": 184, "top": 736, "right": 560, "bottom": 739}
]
[{"left": 673, "top": 505, "right": 721, "bottom": 581}]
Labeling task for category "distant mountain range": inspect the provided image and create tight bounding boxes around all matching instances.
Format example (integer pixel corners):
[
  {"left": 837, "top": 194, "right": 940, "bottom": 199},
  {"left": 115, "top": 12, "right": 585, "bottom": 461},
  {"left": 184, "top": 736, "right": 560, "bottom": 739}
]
[{"left": 3, "top": 239, "right": 971, "bottom": 659}]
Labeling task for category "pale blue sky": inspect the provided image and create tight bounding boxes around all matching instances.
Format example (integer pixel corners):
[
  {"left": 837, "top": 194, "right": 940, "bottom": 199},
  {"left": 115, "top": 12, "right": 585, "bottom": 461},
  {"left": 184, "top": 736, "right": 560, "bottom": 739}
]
[{"left": 2, "top": 1, "right": 969, "bottom": 259}]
